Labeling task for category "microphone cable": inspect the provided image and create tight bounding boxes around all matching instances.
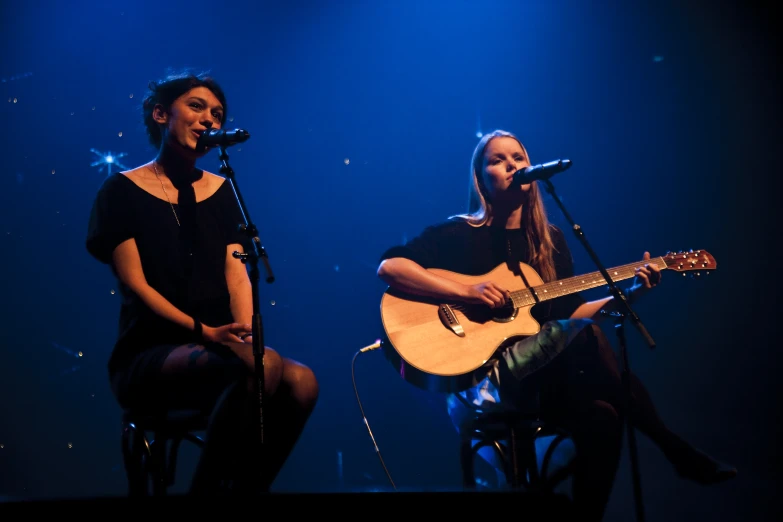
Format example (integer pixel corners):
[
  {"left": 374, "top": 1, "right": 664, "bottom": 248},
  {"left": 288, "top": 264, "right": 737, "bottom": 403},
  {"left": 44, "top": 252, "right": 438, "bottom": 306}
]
[{"left": 351, "top": 339, "right": 397, "bottom": 490}]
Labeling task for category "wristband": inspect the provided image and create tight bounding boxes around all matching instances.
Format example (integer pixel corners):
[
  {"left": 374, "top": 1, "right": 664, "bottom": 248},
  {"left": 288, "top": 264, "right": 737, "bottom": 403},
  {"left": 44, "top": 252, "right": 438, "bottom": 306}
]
[{"left": 193, "top": 317, "right": 204, "bottom": 341}]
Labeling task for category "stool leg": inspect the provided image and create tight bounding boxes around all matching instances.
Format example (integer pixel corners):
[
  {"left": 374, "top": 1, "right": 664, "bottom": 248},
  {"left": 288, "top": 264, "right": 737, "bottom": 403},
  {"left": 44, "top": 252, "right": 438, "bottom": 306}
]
[
  {"left": 168, "top": 437, "right": 183, "bottom": 487},
  {"left": 123, "top": 424, "right": 150, "bottom": 496},
  {"left": 150, "top": 437, "right": 168, "bottom": 496},
  {"left": 520, "top": 430, "right": 541, "bottom": 491},
  {"left": 461, "top": 436, "right": 476, "bottom": 489},
  {"left": 121, "top": 424, "right": 137, "bottom": 496},
  {"left": 539, "top": 433, "right": 564, "bottom": 486},
  {"left": 510, "top": 428, "right": 521, "bottom": 489}
]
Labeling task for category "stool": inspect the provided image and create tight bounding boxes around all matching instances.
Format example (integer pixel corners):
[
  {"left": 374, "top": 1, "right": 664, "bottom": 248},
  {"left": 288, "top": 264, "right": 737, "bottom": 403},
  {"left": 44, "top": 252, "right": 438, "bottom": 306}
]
[
  {"left": 121, "top": 409, "right": 209, "bottom": 496},
  {"left": 460, "top": 410, "right": 575, "bottom": 492}
]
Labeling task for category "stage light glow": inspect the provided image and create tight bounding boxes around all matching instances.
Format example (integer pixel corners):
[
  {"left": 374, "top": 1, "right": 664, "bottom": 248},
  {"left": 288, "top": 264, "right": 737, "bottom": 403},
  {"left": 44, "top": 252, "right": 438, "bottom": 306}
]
[{"left": 90, "top": 148, "right": 129, "bottom": 175}]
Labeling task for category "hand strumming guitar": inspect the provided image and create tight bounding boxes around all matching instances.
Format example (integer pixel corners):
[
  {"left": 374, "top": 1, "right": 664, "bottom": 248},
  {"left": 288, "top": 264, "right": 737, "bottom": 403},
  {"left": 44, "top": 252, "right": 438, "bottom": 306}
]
[{"left": 463, "top": 281, "right": 512, "bottom": 308}]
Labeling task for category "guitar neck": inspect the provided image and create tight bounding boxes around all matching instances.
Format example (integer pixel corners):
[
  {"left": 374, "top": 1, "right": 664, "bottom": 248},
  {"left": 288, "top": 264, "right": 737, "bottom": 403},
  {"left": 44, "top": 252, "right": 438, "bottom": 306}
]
[{"left": 510, "top": 256, "right": 667, "bottom": 307}]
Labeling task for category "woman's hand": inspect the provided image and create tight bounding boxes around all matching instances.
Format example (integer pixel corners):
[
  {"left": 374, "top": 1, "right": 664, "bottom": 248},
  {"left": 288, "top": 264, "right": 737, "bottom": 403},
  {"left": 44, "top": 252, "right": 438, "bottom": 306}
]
[
  {"left": 202, "top": 322, "right": 252, "bottom": 344},
  {"left": 464, "top": 282, "right": 511, "bottom": 308},
  {"left": 627, "top": 251, "right": 662, "bottom": 303}
]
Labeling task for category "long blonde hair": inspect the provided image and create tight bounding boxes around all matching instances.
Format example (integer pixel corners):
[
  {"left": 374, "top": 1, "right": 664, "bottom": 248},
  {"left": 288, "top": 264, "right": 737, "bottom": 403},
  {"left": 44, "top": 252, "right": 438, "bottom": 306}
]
[{"left": 451, "top": 130, "right": 558, "bottom": 282}]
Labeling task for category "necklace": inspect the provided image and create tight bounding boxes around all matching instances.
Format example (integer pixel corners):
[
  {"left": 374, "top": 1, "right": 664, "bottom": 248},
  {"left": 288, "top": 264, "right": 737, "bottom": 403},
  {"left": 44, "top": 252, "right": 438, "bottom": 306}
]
[{"left": 151, "top": 162, "right": 181, "bottom": 227}]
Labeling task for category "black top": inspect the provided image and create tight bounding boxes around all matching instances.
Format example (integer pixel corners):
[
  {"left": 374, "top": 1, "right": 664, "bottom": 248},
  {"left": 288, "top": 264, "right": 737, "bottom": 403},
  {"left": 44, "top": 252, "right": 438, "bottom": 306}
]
[
  {"left": 379, "top": 218, "right": 586, "bottom": 324},
  {"left": 86, "top": 172, "right": 246, "bottom": 376}
]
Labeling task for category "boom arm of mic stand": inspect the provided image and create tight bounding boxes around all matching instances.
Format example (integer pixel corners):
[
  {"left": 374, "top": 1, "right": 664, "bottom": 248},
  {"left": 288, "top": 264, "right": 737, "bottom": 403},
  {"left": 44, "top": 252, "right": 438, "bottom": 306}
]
[
  {"left": 539, "top": 178, "right": 655, "bottom": 349},
  {"left": 218, "top": 145, "right": 274, "bottom": 490}
]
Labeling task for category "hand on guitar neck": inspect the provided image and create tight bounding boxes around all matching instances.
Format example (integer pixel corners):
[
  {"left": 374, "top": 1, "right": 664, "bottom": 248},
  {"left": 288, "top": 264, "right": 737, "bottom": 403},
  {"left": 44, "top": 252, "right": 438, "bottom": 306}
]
[
  {"left": 570, "top": 251, "right": 662, "bottom": 320},
  {"left": 625, "top": 251, "right": 663, "bottom": 302}
]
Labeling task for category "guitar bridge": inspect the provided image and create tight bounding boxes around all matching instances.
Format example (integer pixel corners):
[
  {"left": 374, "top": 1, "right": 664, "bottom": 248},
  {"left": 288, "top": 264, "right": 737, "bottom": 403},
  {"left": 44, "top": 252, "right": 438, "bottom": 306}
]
[{"left": 438, "top": 304, "right": 465, "bottom": 337}]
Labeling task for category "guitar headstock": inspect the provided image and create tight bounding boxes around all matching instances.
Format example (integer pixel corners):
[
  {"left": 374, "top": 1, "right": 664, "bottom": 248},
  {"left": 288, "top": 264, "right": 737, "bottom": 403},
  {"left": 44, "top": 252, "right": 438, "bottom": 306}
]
[{"left": 662, "top": 249, "right": 717, "bottom": 276}]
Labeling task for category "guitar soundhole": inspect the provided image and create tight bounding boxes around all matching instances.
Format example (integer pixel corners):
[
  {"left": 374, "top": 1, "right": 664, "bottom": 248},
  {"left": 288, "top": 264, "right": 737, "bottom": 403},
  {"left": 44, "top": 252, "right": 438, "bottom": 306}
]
[{"left": 491, "top": 303, "right": 518, "bottom": 323}]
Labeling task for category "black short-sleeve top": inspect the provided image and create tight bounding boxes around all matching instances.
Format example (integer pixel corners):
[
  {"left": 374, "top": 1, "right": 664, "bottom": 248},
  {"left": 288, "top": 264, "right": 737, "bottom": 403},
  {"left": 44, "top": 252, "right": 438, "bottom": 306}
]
[{"left": 86, "top": 172, "right": 245, "bottom": 376}]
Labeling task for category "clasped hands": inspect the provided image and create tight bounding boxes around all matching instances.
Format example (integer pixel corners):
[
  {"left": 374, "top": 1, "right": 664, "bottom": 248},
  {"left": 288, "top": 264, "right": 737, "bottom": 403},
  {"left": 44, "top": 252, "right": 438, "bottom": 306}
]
[{"left": 202, "top": 322, "right": 254, "bottom": 344}]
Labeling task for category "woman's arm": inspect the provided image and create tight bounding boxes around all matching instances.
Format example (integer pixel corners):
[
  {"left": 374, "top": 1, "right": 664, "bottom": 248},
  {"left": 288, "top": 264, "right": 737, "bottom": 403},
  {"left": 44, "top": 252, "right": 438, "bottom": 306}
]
[
  {"left": 378, "top": 257, "right": 510, "bottom": 308},
  {"left": 112, "top": 238, "right": 200, "bottom": 333},
  {"left": 112, "top": 238, "right": 249, "bottom": 342},
  {"left": 225, "top": 242, "right": 253, "bottom": 326},
  {"left": 570, "top": 296, "right": 616, "bottom": 321}
]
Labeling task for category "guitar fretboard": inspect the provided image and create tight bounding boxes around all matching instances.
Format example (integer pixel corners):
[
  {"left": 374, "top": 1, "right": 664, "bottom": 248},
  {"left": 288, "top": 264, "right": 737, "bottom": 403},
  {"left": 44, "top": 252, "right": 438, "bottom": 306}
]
[{"left": 509, "top": 257, "right": 666, "bottom": 307}]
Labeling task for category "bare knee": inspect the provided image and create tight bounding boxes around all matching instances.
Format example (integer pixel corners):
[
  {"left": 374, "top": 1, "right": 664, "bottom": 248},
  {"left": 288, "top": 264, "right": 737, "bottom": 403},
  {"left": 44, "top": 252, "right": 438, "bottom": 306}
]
[
  {"left": 262, "top": 348, "right": 285, "bottom": 395},
  {"left": 226, "top": 342, "right": 284, "bottom": 396},
  {"left": 282, "top": 358, "right": 320, "bottom": 411}
]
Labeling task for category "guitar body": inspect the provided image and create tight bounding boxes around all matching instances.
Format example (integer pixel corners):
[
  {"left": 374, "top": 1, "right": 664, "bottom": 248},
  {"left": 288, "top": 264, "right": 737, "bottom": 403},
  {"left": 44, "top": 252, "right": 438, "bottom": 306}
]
[{"left": 379, "top": 262, "right": 545, "bottom": 393}]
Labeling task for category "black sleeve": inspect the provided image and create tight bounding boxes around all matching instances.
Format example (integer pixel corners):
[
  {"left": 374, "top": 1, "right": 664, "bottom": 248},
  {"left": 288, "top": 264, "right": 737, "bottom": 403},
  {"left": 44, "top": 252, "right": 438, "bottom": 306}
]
[
  {"left": 85, "top": 175, "right": 134, "bottom": 265},
  {"left": 379, "top": 220, "right": 462, "bottom": 269},
  {"left": 546, "top": 226, "right": 586, "bottom": 320}
]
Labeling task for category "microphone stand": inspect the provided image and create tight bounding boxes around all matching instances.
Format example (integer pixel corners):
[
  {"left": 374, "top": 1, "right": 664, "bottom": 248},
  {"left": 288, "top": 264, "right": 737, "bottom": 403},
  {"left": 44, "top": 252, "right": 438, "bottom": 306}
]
[
  {"left": 539, "top": 175, "right": 654, "bottom": 522},
  {"left": 218, "top": 145, "right": 275, "bottom": 492}
]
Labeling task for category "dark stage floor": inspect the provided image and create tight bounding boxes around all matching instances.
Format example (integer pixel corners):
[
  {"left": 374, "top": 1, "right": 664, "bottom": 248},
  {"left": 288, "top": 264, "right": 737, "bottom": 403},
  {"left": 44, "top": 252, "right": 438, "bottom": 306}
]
[{"left": 0, "top": 490, "right": 575, "bottom": 515}]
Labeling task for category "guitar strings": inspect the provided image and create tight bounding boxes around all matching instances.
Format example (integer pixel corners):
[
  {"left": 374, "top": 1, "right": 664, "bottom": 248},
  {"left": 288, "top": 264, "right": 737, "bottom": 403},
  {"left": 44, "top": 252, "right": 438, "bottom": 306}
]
[{"left": 509, "top": 256, "right": 667, "bottom": 307}]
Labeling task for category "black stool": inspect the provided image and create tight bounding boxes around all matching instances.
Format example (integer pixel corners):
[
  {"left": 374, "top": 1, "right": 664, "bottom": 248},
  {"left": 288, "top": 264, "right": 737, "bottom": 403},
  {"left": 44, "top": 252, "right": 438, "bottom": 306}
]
[
  {"left": 121, "top": 409, "right": 209, "bottom": 496},
  {"left": 460, "top": 410, "right": 575, "bottom": 492}
]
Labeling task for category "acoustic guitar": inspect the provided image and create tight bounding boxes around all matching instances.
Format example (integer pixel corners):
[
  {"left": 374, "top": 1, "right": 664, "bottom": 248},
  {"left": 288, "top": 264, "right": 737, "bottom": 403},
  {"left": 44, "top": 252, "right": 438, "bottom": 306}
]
[{"left": 379, "top": 250, "right": 716, "bottom": 393}]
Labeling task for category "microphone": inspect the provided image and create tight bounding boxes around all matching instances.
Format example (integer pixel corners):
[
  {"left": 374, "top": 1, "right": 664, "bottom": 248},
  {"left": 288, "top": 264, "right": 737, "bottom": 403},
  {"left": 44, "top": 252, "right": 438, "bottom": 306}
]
[
  {"left": 197, "top": 128, "right": 250, "bottom": 151},
  {"left": 513, "top": 159, "right": 572, "bottom": 185}
]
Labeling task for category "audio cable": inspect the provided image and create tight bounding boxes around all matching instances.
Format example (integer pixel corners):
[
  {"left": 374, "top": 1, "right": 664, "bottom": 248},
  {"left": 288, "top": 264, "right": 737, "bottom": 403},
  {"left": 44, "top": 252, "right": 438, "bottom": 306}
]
[{"left": 351, "top": 339, "right": 397, "bottom": 490}]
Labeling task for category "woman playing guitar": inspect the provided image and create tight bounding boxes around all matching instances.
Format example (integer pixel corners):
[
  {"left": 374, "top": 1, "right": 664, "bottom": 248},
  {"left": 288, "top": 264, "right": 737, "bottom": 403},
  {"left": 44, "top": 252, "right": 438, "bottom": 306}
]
[{"left": 377, "top": 130, "right": 735, "bottom": 521}]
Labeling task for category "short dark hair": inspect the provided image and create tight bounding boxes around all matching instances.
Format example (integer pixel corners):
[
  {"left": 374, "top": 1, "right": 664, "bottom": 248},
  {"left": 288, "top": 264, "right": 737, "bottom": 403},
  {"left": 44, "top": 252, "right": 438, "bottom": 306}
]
[{"left": 142, "top": 69, "right": 228, "bottom": 148}]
